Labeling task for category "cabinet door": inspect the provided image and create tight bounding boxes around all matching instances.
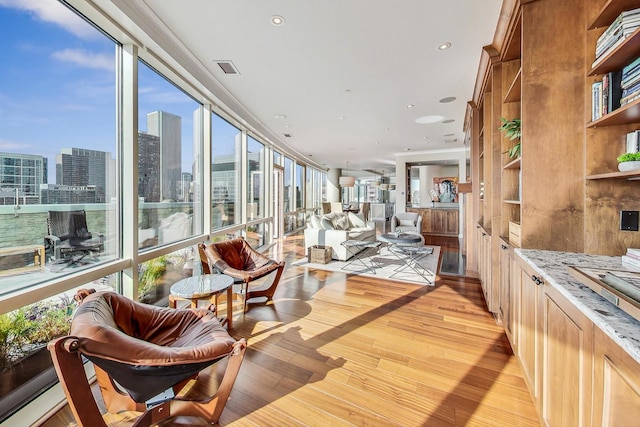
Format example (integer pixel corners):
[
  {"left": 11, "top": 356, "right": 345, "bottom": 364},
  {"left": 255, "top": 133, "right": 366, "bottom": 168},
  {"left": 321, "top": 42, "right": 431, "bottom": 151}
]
[
  {"left": 593, "top": 328, "right": 640, "bottom": 426},
  {"left": 482, "top": 232, "right": 492, "bottom": 308},
  {"left": 542, "top": 285, "right": 593, "bottom": 427},
  {"left": 508, "top": 250, "right": 518, "bottom": 353},
  {"left": 499, "top": 241, "right": 512, "bottom": 344},
  {"left": 515, "top": 257, "right": 543, "bottom": 408}
]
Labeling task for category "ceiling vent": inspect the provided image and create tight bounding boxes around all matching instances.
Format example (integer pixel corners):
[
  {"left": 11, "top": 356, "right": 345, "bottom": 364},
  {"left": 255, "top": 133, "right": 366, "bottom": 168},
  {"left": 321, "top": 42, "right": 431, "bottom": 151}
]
[
  {"left": 283, "top": 133, "right": 292, "bottom": 138},
  {"left": 215, "top": 61, "right": 239, "bottom": 75}
]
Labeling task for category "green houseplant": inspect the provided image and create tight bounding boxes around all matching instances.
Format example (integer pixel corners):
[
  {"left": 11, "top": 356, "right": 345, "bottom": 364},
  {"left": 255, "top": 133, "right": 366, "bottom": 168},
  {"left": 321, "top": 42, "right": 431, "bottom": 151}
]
[
  {"left": 617, "top": 152, "right": 640, "bottom": 172},
  {"left": 499, "top": 117, "right": 521, "bottom": 159}
]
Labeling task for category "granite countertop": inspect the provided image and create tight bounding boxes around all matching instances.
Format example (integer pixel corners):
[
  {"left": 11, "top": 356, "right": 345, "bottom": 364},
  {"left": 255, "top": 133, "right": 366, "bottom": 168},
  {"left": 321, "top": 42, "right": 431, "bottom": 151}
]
[{"left": 516, "top": 249, "right": 640, "bottom": 364}]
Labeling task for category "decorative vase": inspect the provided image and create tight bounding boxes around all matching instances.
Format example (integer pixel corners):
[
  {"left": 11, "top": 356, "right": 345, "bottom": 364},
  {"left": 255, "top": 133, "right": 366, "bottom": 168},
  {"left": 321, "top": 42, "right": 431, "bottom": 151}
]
[{"left": 618, "top": 161, "right": 640, "bottom": 172}]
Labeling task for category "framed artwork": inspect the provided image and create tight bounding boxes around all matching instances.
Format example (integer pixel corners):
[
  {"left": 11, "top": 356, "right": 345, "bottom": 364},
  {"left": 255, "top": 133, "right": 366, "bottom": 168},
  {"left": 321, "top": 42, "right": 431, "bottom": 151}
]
[{"left": 432, "top": 176, "right": 458, "bottom": 202}]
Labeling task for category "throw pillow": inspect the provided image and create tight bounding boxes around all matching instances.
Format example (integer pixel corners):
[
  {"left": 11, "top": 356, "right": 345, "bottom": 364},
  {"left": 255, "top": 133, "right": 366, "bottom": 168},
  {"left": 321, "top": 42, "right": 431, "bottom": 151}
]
[
  {"left": 331, "top": 214, "right": 349, "bottom": 230},
  {"left": 399, "top": 219, "right": 415, "bottom": 227},
  {"left": 348, "top": 212, "right": 366, "bottom": 228},
  {"left": 321, "top": 214, "right": 335, "bottom": 230}
]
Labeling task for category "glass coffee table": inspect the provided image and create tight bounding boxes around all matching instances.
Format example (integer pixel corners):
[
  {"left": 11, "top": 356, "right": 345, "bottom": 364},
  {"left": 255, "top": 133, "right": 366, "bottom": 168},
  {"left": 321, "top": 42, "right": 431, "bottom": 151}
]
[{"left": 169, "top": 274, "right": 235, "bottom": 329}]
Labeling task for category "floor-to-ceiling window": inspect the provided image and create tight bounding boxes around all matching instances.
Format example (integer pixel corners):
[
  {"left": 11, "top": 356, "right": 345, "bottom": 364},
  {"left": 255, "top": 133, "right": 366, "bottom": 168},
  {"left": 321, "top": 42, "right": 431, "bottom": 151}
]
[
  {"left": 211, "top": 113, "right": 241, "bottom": 230},
  {"left": 0, "top": 1, "right": 119, "bottom": 420},
  {"left": 137, "top": 61, "right": 203, "bottom": 251},
  {"left": 247, "top": 136, "right": 265, "bottom": 221}
]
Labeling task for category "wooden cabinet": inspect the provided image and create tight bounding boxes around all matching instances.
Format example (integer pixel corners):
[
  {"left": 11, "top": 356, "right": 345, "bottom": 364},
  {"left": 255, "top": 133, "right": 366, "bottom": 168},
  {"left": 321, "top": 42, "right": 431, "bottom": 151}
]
[
  {"left": 498, "top": 239, "right": 514, "bottom": 344},
  {"left": 407, "top": 207, "right": 458, "bottom": 236},
  {"left": 592, "top": 327, "right": 640, "bottom": 426},
  {"left": 541, "top": 284, "right": 593, "bottom": 427},
  {"left": 514, "top": 253, "right": 595, "bottom": 425},
  {"left": 477, "top": 225, "right": 493, "bottom": 312},
  {"left": 514, "top": 256, "right": 543, "bottom": 407}
]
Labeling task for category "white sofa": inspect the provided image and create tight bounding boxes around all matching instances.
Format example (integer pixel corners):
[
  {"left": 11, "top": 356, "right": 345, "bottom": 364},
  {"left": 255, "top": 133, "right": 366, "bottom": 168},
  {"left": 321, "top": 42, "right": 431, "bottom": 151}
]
[{"left": 304, "top": 212, "right": 376, "bottom": 261}]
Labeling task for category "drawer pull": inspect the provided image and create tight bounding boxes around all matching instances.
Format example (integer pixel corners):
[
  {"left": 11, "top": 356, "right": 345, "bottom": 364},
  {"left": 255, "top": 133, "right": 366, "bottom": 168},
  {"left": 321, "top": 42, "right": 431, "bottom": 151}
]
[{"left": 531, "top": 275, "right": 544, "bottom": 286}]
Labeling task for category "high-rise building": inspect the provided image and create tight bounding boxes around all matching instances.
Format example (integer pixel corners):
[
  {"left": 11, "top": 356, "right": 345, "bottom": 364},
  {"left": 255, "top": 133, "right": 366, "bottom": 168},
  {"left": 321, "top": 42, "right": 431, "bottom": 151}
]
[
  {"left": 138, "top": 132, "right": 161, "bottom": 202},
  {"left": 0, "top": 152, "right": 47, "bottom": 205},
  {"left": 180, "top": 172, "right": 193, "bottom": 202},
  {"left": 39, "top": 184, "right": 97, "bottom": 204},
  {"left": 55, "top": 148, "right": 113, "bottom": 202},
  {"left": 146, "top": 111, "right": 181, "bottom": 201}
]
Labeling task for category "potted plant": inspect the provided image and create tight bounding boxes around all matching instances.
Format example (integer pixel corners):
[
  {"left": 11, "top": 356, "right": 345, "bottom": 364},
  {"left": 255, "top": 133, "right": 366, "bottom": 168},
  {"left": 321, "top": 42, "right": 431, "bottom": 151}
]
[
  {"left": 617, "top": 152, "right": 640, "bottom": 171},
  {"left": 499, "top": 117, "right": 521, "bottom": 159}
]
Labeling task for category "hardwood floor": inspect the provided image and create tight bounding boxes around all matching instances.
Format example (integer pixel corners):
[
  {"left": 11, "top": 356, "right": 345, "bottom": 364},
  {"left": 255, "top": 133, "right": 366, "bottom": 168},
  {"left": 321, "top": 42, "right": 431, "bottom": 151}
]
[{"left": 41, "top": 234, "right": 539, "bottom": 427}]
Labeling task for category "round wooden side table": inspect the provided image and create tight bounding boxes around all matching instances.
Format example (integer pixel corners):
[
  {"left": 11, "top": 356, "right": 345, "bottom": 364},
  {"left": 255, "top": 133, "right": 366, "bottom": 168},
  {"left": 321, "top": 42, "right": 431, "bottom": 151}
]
[{"left": 169, "top": 274, "right": 235, "bottom": 329}]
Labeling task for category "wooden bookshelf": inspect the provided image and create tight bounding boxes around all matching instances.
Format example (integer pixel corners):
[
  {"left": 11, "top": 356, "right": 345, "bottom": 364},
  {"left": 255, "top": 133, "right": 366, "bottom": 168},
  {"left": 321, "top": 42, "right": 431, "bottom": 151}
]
[
  {"left": 588, "top": 27, "right": 640, "bottom": 77},
  {"left": 503, "top": 68, "right": 522, "bottom": 103},
  {"left": 503, "top": 157, "right": 521, "bottom": 170},
  {"left": 586, "top": 170, "right": 640, "bottom": 180},
  {"left": 588, "top": 0, "right": 640, "bottom": 30},
  {"left": 587, "top": 97, "right": 640, "bottom": 127}
]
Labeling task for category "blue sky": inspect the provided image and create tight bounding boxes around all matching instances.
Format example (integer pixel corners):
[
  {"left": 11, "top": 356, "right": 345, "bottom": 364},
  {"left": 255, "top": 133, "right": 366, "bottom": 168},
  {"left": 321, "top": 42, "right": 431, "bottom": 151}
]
[{"left": 0, "top": 0, "right": 201, "bottom": 182}]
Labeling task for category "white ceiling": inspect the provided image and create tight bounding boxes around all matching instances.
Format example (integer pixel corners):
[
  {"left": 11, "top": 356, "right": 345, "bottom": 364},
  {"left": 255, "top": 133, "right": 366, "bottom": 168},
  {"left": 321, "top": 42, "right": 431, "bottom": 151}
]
[{"left": 114, "top": 0, "right": 502, "bottom": 175}]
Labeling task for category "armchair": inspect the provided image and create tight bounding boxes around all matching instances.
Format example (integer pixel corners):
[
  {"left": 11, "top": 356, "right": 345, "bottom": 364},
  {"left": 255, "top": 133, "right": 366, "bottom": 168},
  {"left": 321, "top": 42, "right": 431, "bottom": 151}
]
[
  {"left": 45, "top": 210, "right": 104, "bottom": 266},
  {"left": 48, "top": 289, "right": 247, "bottom": 426},
  {"left": 391, "top": 212, "right": 422, "bottom": 234},
  {"left": 198, "top": 238, "right": 285, "bottom": 312}
]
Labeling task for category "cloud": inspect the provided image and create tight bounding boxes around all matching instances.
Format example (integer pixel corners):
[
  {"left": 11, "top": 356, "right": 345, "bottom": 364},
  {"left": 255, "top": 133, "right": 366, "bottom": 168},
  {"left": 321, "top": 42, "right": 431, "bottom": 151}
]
[
  {"left": 52, "top": 48, "right": 114, "bottom": 72},
  {"left": 0, "top": 0, "right": 96, "bottom": 39},
  {"left": 0, "top": 138, "right": 30, "bottom": 151}
]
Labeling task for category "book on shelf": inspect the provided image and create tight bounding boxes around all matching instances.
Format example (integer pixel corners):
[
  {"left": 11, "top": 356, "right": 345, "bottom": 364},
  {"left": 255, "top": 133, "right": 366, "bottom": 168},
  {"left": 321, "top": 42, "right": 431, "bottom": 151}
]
[
  {"left": 592, "top": 81, "right": 603, "bottom": 121},
  {"left": 593, "top": 8, "right": 640, "bottom": 67},
  {"left": 626, "top": 131, "right": 640, "bottom": 153},
  {"left": 627, "top": 247, "right": 640, "bottom": 257},
  {"left": 623, "top": 56, "right": 640, "bottom": 76},
  {"left": 602, "top": 70, "right": 623, "bottom": 114},
  {"left": 592, "top": 82, "right": 602, "bottom": 120}
]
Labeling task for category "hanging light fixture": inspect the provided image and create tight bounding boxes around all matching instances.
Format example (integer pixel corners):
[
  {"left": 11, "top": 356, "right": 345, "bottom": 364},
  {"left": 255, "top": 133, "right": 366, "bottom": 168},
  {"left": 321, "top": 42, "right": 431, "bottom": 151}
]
[
  {"left": 339, "top": 161, "right": 355, "bottom": 187},
  {"left": 380, "top": 170, "right": 390, "bottom": 190}
]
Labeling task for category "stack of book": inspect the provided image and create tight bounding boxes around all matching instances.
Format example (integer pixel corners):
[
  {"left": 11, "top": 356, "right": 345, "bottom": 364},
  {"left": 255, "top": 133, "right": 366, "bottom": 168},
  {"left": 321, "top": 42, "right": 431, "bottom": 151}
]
[
  {"left": 622, "top": 247, "right": 640, "bottom": 269},
  {"left": 621, "top": 56, "right": 640, "bottom": 106},
  {"left": 593, "top": 8, "right": 640, "bottom": 67}
]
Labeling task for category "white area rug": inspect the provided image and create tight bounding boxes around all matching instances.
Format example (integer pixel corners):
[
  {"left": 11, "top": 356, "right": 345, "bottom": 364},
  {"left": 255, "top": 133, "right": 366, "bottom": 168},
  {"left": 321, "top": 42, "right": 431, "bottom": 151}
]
[{"left": 292, "top": 245, "right": 440, "bottom": 286}]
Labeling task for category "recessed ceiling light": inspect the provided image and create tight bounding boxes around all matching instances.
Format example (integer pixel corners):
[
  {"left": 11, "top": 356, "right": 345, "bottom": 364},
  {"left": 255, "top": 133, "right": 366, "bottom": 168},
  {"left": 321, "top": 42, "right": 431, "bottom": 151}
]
[
  {"left": 438, "top": 42, "right": 452, "bottom": 50},
  {"left": 337, "top": 115, "right": 346, "bottom": 120},
  {"left": 404, "top": 148, "right": 411, "bottom": 151},
  {"left": 439, "top": 96, "right": 456, "bottom": 103},
  {"left": 406, "top": 104, "right": 415, "bottom": 108},
  {"left": 423, "top": 136, "right": 429, "bottom": 139},
  {"left": 415, "top": 115, "right": 444, "bottom": 124},
  {"left": 274, "top": 114, "right": 286, "bottom": 119},
  {"left": 271, "top": 15, "right": 285, "bottom": 26},
  {"left": 384, "top": 128, "right": 390, "bottom": 131},
  {"left": 442, "top": 119, "right": 455, "bottom": 124}
]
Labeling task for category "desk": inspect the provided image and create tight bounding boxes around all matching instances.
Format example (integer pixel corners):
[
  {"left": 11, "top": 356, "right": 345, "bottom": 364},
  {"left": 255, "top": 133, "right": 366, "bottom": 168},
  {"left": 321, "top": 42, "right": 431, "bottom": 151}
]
[
  {"left": 169, "top": 274, "right": 234, "bottom": 329},
  {"left": 0, "top": 244, "right": 45, "bottom": 277}
]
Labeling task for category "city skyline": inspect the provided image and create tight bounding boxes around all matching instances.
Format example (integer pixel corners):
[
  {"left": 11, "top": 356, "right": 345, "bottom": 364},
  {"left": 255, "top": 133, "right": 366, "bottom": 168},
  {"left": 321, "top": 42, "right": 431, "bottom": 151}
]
[{"left": 0, "top": 0, "right": 198, "bottom": 184}]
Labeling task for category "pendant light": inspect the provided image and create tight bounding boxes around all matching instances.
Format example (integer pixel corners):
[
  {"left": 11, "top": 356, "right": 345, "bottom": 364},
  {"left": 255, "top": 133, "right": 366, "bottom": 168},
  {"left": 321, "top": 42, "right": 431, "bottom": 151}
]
[{"left": 339, "top": 161, "right": 355, "bottom": 187}]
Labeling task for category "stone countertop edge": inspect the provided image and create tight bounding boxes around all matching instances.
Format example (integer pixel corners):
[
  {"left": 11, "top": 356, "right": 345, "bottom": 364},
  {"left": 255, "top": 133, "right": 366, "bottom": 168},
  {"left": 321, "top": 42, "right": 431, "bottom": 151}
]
[{"left": 515, "top": 248, "right": 640, "bottom": 364}]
